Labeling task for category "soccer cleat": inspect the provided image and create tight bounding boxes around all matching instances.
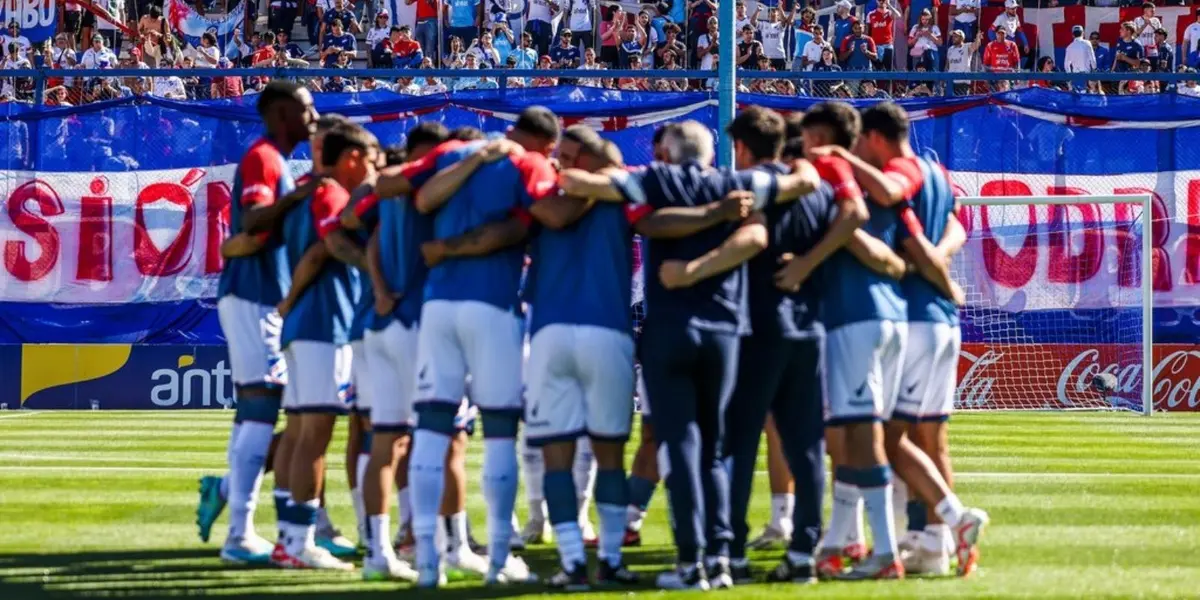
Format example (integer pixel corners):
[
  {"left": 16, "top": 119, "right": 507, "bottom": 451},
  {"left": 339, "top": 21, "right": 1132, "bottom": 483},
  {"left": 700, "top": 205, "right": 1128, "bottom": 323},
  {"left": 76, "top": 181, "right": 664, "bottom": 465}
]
[
  {"left": 220, "top": 534, "right": 274, "bottom": 565},
  {"left": 547, "top": 562, "right": 591, "bottom": 592},
  {"left": 954, "top": 508, "right": 990, "bottom": 577},
  {"left": 747, "top": 524, "right": 792, "bottom": 550},
  {"left": 844, "top": 542, "right": 870, "bottom": 565},
  {"left": 269, "top": 542, "right": 290, "bottom": 567},
  {"left": 622, "top": 527, "right": 642, "bottom": 547},
  {"left": 837, "top": 554, "right": 904, "bottom": 581},
  {"left": 897, "top": 530, "right": 924, "bottom": 555},
  {"left": 706, "top": 557, "right": 734, "bottom": 589},
  {"left": 416, "top": 564, "right": 448, "bottom": 588},
  {"left": 730, "top": 560, "right": 754, "bottom": 585},
  {"left": 316, "top": 526, "right": 357, "bottom": 558},
  {"left": 766, "top": 554, "right": 817, "bottom": 584},
  {"left": 195, "top": 475, "right": 226, "bottom": 543},
  {"left": 362, "top": 555, "right": 419, "bottom": 582},
  {"left": 520, "top": 518, "right": 552, "bottom": 546},
  {"left": 815, "top": 548, "right": 850, "bottom": 579},
  {"left": 902, "top": 547, "right": 951, "bottom": 577},
  {"left": 446, "top": 544, "right": 490, "bottom": 576},
  {"left": 485, "top": 555, "right": 538, "bottom": 585},
  {"left": 595, "top": 560, "right": 639, "bottom": 586},
  {"left": 274, "top": 545, "right": 355, "bottom": 571},
  {"left": 656, "top": 563, "right": 710, "bottom": 591}
]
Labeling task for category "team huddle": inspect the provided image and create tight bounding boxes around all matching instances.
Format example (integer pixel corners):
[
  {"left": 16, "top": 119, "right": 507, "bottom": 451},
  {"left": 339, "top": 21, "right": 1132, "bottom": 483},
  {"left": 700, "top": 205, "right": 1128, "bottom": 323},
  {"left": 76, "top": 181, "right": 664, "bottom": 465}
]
[{"left": 193, "top": 79, "right": 988, "bottom": 590}]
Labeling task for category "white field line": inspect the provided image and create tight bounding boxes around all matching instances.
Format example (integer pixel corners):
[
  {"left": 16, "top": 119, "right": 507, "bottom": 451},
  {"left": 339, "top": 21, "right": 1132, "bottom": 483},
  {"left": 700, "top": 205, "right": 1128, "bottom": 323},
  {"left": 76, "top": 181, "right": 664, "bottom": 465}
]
[{"left": 0, "top": 411, "right": 43, "bottom": 420}]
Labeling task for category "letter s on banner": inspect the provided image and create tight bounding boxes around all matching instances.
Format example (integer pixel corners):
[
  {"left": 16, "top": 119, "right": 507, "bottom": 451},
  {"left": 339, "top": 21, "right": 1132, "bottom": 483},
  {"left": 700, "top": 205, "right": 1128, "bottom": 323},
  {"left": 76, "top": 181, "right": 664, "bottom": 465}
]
[{"left": 5, "top": 180, "right": 64, "bottom": 282}]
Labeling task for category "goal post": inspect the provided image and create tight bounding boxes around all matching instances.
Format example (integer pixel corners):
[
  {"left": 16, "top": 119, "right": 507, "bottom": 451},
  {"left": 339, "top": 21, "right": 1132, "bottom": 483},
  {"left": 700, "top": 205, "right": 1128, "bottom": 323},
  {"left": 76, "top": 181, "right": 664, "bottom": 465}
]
[{"left": 951, "top": 194, "right": 1154, "bottom": 416}]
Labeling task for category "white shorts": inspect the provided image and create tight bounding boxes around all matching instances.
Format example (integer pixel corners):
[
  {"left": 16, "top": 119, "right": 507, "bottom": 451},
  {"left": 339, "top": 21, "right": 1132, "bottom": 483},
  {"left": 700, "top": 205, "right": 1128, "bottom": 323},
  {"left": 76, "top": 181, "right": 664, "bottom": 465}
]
[
  {"left": 363, "top": 320, "right": 421, "bottom": 431},
  {"left": 282, "top": 340, "right": 354, "bottom": 413},
  {"left": 635, "top": 364, "right": 649, "bottom": 418},
  {"left": 217, "top": 296, "right": 286, "bottom": 388},
  {"left": 414, "top": 300, "right": 523, "bottom": 413},
  {"left": 895, "top": 322, "right": 961, "bottom": 422},
  {"left": 824, "top": 320, "right": 907, "bottom": 424},
  {"left": 525, "top": 324, "right": 635, "bottom": 445}
]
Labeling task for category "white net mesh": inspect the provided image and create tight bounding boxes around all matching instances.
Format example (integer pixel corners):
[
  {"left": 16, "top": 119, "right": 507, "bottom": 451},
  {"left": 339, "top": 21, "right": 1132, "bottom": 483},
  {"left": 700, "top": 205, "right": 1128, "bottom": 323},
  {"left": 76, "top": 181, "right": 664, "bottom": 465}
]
[{"left": 951, "top": 198, "right": 1148, "bottom": 412}]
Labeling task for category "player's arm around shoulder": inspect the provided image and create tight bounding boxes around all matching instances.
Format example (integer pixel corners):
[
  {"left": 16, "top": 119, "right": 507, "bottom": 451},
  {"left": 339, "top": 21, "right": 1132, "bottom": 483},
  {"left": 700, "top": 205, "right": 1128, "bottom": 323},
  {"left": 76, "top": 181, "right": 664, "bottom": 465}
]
[
  {"left": 633, "top": 189, "right": 755, "bottom": 240},
  {"left": 659, "top": 212, "right": 769, "bottom": 290},
  {"left": 774, "top": 166, "right": 868, "bottom": 292},
  {"left": 220, "top": 232, "right": 269, "bottom": 259},
  {"left": 414, "top": 139, "right": 523, "bottom": 214},
  {"left": 528, "top": 191, "right": 595, "bottom": 230},
  {"left": 556, "top": 166, "right": 628, "bottom": 202},
  {"left": 846, "top": 229, "right": 907, "bottom": 280}
]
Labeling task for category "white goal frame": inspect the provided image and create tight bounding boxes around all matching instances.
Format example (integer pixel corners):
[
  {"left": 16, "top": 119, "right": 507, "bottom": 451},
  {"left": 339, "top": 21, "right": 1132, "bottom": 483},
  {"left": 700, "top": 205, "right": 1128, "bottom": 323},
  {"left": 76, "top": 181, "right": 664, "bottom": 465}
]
[{"left": 957, "top": 194, "right": 1154, "bottom": 416}]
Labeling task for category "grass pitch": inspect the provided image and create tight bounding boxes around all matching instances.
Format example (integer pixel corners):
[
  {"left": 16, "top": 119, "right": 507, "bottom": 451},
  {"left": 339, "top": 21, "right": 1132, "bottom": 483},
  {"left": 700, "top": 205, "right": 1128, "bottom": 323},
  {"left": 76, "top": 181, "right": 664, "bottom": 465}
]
[{"left": 1, "top": 411, "right": 1198, "bottom": 599}]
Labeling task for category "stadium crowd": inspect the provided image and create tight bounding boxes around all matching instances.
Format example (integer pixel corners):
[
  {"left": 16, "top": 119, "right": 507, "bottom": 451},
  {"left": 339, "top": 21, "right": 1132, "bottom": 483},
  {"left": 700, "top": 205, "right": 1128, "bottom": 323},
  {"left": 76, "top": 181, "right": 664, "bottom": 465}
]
[{"left": 2, "top": 0, "right": 1199, "bottom": 102}]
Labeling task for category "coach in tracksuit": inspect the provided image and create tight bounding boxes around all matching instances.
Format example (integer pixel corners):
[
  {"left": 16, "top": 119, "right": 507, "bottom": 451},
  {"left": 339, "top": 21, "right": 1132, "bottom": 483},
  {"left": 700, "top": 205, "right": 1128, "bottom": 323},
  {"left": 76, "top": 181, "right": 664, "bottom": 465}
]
[{"left": 721, "top": 106, "right": 869, "bottom": 584}]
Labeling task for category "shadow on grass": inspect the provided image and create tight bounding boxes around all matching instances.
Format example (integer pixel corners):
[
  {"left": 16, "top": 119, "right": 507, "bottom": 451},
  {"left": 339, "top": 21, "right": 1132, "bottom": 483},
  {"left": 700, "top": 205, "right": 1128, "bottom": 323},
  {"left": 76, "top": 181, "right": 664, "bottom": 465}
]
[{"left": 0, "top": 546, "right": 690, "bottom": 599}]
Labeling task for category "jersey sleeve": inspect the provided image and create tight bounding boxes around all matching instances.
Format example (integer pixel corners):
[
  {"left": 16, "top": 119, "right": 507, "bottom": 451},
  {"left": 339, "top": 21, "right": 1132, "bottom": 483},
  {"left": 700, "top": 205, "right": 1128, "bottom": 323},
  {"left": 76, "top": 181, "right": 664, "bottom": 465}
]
[
  {"left": 882, "top": 156, "right": 924, "bottom": 202},
  {"left": 609, "top": 166, "right": 656, "bottom": 207},
  {"left": 625, "top": 203, "right": 654, "bottom": 225},
  {"left": 239, "top": 144, "right": 285, "bottom": 207},
  {"left": 397, "top": 139, "right": 465, "bottom": 192},
  {"left": 312, "top": 182, "right": 352, "bottom": 239},
  {"left": 729, "top": 168, "right": 779, "bottom": 210},
  {"left": 812, "top": 156, "right": 863, "bottom": 202},
  {"left": 513, "top": 153, "right": 558, "bottom": 226}
]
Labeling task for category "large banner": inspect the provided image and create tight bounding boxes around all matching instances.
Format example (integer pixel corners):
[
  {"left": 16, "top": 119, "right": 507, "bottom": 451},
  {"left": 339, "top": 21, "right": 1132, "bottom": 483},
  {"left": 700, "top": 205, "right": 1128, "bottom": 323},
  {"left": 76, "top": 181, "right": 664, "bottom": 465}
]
[
  {"left": 165, "top": 0, "right": 246, "bottom": 54},
  {"left": 0, "top": 0, "right": 58, "bottom": 43}
]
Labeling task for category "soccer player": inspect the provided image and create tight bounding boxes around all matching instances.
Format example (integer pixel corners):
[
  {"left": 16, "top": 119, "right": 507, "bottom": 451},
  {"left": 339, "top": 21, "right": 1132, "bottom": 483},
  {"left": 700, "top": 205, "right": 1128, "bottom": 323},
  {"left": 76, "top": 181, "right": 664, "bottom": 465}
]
[
  {"left": 850, "top": 103, "right": 988, "bottom": 577},
  {"left": 390, "top": 107, "right": 561, "bottom": 587},
  {"left": 719, "top": 105, "right": 868, "bottom": 584},
  {"left": 199, "top": 81, "right": 317, "bottom": 564},
  {"left": 558, "top": 120, "right": 822, "bottom": 590},
  {"left": 271, "top": 123, "right": 374, "bottom": 570}
]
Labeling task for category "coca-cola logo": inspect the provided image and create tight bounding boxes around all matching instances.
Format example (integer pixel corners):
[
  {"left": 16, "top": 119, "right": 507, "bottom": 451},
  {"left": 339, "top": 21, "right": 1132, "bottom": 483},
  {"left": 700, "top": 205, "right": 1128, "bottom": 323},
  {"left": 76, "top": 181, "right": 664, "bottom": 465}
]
[
  {"left": 1151, "top": 350, "right": 1200, "bottom": 410},
  {"left": 957, "top": 349, "right": 1002, "bottom": 409},
  {"left": 1055, "top": 349, "right": 1142, "bottom": 410}
]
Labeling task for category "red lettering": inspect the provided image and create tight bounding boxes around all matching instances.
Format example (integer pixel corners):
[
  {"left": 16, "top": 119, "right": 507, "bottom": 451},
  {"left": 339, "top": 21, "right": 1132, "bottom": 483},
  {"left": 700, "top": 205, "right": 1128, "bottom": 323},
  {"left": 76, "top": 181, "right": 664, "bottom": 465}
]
[
  {"left": 134, "top": 169, "right": 202, "bottom": 277},
  {"left": 205, "top": 182, "right": 231, "bottom": 275},
  {"left": 77, "top": 177, "right": 113, "bottom": 282},
  {"left": 4, "top": 180, "right": 63, "bottom": 282},
  {"left": 1185, "top": 180, "right": 1200, "bottom": 285},
  {"left": 1044, "top": 187, "right": 1101, "bottom": 284},
  {"left": 1113, "top": 187, "right": 1171, "bottom": 291},
  {"left": 979, "top": 180, "right": 1037, "bottom": 288}
]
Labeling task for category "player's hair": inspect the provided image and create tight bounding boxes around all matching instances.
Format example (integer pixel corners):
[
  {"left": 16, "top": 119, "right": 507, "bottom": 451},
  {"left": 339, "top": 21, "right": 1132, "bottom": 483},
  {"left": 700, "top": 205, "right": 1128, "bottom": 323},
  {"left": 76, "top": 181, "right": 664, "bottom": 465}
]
[
  {"left": 563, "top": 124, "right": 605, "bottom": 156},
  {"left": 860, "top": 102, "right": 910, "bottom": 143},
  {"left": 781, "top": 139, "right": 805, "bottom": 162},
  {"left": 406, "top": 122, "right": 450, "bottom": 152},
  {"left": 514, "top": 106, "right": 561, "bottom": 142},
  {"left": 783, "top": 111, "right": 805, "bottom": 142},
  {"left": 799, "top": 101, "right": 861, "bottom": 149},
  {"left": 320, "top": 123, "right": 379, "bottom": 167},
  {"left": 661, "top": 120, "right": 714, "bottom": 165},
  {"left": 598, "top": 140, "right": 624, "bottom": 168},
  {"left": 256, "top": 80, "right": 305, "bottom": 117},
  {"left": 450, "top": 126, "right": 486, "bottom": 141},
  {"left": 316, "top": 114, "right": 350, "bottom": 132},
  {"left": 652, "top": 123, "right": 677, "bottom": 148},
  {"left": 726, "top": 106, "right": 786, "bottom": 161},
  {"left": 384, "top": 144, "right": 407, "bottom": 166}
]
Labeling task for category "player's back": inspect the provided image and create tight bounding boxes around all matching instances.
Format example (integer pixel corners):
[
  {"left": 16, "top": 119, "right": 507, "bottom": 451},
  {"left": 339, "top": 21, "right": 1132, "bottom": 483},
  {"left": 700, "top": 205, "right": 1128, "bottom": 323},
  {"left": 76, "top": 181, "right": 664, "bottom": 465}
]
[
  {"left": 901, "top": 157, "right": 960, "bottom": 326},
  {"left": 218, "top": 138, "right": 294, "bottom": 306},
  {"left": 821, "top": 198, "right": 907, "bottom": 329},
  {"left": 748, "top": 162, "right": 835, "bottom": 340},
  {"left": 426, "top": 146, "right": 555, "bottom": 313},
  {"left": 279, "top": 180, "right": 362, "bottom": 347},
  {"left": 372, "top": 195, "right": 434, "bottom": 329},
  {"left": 527, "top": 200, "right": 636, "bottom": 337}
]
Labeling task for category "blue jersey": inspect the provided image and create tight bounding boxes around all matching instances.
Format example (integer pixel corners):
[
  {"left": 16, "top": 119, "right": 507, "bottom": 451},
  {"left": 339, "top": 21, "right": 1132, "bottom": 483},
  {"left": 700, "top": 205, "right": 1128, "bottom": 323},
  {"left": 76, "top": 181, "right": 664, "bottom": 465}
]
[
  {"left": 346, "top": 223, "right": 373, "bottom": 343},
  {"left": 748, "top": 162, "right": 839, "bottom": 341},
  {"left": 527, "top": 198, "right": 644, "bottom": 336},
  {"left": 356, "top": 193, "right": 433, "bottom": 330},
  {"left": 217, "top": 138, "right": 294, "bottom": 306},
  {"left": 613, "top": 162, "right": 778, "bottom": 336},
  {"left": 280, "top": 180, "right": 362, "bottom": 347},
  {"left": 897, "top": 156, "right": 960, "bottom": 326},
  {"left": 820, "top": 188, "right": 907, "bottom": 329},
  {"left": 1113, "top": 38, "right": 1142, "bottom": 72},
  {"left": 402, "top": 140, "right": 558, "bottom": 312}
]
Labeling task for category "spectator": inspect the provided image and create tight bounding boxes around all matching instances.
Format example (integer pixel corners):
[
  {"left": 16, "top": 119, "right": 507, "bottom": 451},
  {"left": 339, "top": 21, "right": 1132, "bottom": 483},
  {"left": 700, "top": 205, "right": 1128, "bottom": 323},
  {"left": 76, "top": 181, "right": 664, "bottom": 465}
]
[
  {"left": 358, "top": 75, "right": 392, "bottom": 91},
  {"left": 989, "top": 0, "right": 1028, "bottom": 60},
  {"left": 467, "top": 30, "right": 500, "bottom": 67},
  {"left": 1120, "top": 58, "right": 1153, "bottom": 93},
  {"left": 366, "top": 11, "right": 393, "bottom": 62},
  {"left": 62, "top": 1, "right": 83, "bottom": 51},
  {"left": 578, "top": 46, "right": 603, "bottom": 85},
  {"left": 510, "top": 31, "right": 537, "bottom": 68},
  {"left": 697, "top": 16, "right": 718, "bottom": 71},
  {"left": 658, "top": 48, "right": 686, "bottom": 90},
  {"left": 1113, "top": 22, "right": 1143, "bottom": 73},
  {"left": 1133, "top": 2, "right": 1161, "bottom": 63},
  {"left": 250, "top": 31, "right": 277, "bottom": 66},
  {"left": 49, "top": 34, "right": 77, "bottom": 90},
  {"left": 1, "top": 42, "right": 31, "bottom": 100},
  {"left": 634, "top": 11, "right": 659, "bottom": 64},
  {"left": 81, "top": 33, "right": 118, "bottom": 69},
  {"left": 395, "top": 75, "right": 421, "bottom": 93},
  {"left": 1090, "top": 30, "right": 1112, "bottom": 71},
  {"left": 859, "top": 78, "right": 891, "bottom": 98},
  {"left": 687, "top": 0, "right": 716, "bottom": 54},
  {"left": 1064, "top": 25, "right": 1095, "bottom": 73},
  {"left": 325, "top": 71, "right": 356, "bottom": 92},
  {"left": 840, "top": 20, "right": 877, "bottom": 71},
  {"left": 800, "top": 24, "right": 831, "bottom": 71},
  {"left": 276, "top": 30, "right": 305, "bottom": 62},
  {"left": 1183, "top": 12, "right": 1200, "bottom": 68},
  {"left": 245, "top": 76, "right": 268, "bottom": 95},
  {"left": 447, "top": 0, "right": 482, "bottom": 49},
  {"left": 321, "top": 19, "right": 357, "bottom": 67},
  {"left": 122, "top": 47, "right": 149, "bottom": 70},
  {"left": 552, "top": 28, "right": 582, "bottom": 66},
  {"left": 1178, "top": 72, "right": 1200, "bottom": 97},
  {"left": 737, "top": 24, "right": 765, "bottom": 69},
  {"left": 45, "top": 85, "right": 72, "bottom": 106},
  {"left": 211, "top": 58, "right": 244, "bottom": 98},
  {"left": 3, "top": 21, "right": 30, "bottom": 60},
  {"left": 759, "top": 6, "right": 792, "bottom": 71},
  {"left": 946, "top": 30, "right": 981, "bottom": 94},
  {"left": 791, "top": 6, "right": 816, "bottom": 72},
  {"left": 557, "top": 0, "right": 596, "bottom": 55},
  {"left": 867, "top": 0, "right": 898, "bottom": 71},
  {"left": 392, "top": 25, "right": 425, "bottom": 67},
  {"left": 409, "top": 0, "right": 440, "bottom": 64},
  {"left": 618, "top": 52, "right": 647, "bottom": 90},
  {"left": 196, "top": 32, "right": 220, "bottom": 67},
  {"left": 830, "top": 0, "right": 857, "bottom": 54},
  {"left": 811, "top": 46, "right": 841, "bottom": 96},
  {"left": 491, "top": 22, "right": 515, "bottom": 63},
  {"left": 268, "top": 0, "right": 300, "bottom": 38},
  {"left": 1152, "top": 28, "right": 1172, "bottom": 72},
  {"left": 93, "top": 0, "right": 125, "bottom": 56},
  {"left": 983, "top": 25, "right": 1018, "bottom": 72},
  {"left": 775, "top": 79, "right": 797, "bottom": 96},
  {"left": 949, "top": 0, "right": 980, "bottom": 44},
  {"left": 445, "top": 35, "right": 467, "bottom": 67},
  {"left": 907, "top": 9, "right": 941, "bottom": 70},
  {"left": 321, "top": 0, "right": 360, "bottom": 46},
  {"left": 616, "top": 23, "right": 644, "bottom": 68},
  {"left": 735, "top": 1, "right": 753, "bottom": 36},
  {"left": 136, "top": 6, "right": 167, "bottom": 67},
  {"left": 906, "top": 65, "right": 933, "bottom": 96},
  {"left": 651, "top": 21, "right": 684, "bottom": 69},
  {"left": 152, "top": 70, "right": 187, "bottom": 99},
  {"left": 421, "top": 65, "right": 449, "bottom": 94},
  {"left": 526, "top": 0, "right": 555, "bottom": 57},
  {"left": 531, "top": 54, "right": 557, "bottom": 86},
  {"left": 599, "top": 6, "right": 624, "bottom": 66},
  {"left": 1032, "top": 56, "right": 1064, "bottom": 89}
]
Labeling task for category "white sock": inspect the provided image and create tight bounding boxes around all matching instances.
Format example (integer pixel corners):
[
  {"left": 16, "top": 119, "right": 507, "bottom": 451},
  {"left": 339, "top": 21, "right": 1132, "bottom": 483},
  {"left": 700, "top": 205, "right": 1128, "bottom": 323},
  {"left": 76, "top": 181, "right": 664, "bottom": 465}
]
[
  {"left": 528, "top": 500, "right": 547, "bottom": 526},
  {"left": 597, "top": 503, "right": 625, "bottom": 567},
  {"left": 934, "top": 494, "right": 966, "bottom": 527},
  {"left": 848, "top": 497, "right": 865, "bottom": 546},
  {"left": 892, "top": 478, "right": 909, "bottom": 535},
  {"left": 435, "top": 511, "right": 450, "bottom": 556},
  {"left": 522, "top": 441, "right": 545, "bottom": 518},
  {"left": 396, "top": 487, "right": 411, "bottom": 532},
  {"left": 482, "top": 438, "right": 519, "bottom": 570},
  {"left": 447, "top": 511, "right": 468, "bottom": 553},
  {"left": 409, "top": 430, "right": 451, "bottom": 571},
  {"left": 626, "top": 506, "right": 646, "bottom": 532},
  {"left": 368, "top": 514, "right": 392, "bottom": 561},
  {"left": 770, "top": 493, "right": 795, "bottom": 536},
  {"left": 573, "top": 437, "right": 597, "bottom": 525},
  {"left": 228, "top": 420, "right": 273, "bottom": 540},
  {"left": 553, "top": 521, "right": 586, "bottom": 570},
  {"left": 824, "top": 481, "right": 861, "bottom": 550},
  {"left": 351, "top": 487, "right": 365, "bottom": 543},
  {"left": 861, "top": 484, "right": 898, "bottom": 557},
  {"left": 222, "top": 421, "right": 242, "bottom": 500},
  {"left": 923, "top": 524, "right": 950, "bottom": 554}
]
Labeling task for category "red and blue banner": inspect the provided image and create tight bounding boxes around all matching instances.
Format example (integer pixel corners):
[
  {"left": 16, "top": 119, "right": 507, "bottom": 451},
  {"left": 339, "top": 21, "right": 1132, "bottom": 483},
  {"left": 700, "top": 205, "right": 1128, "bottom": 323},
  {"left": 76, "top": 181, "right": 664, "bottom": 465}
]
[{"left": 0, "top": 0, "right": 58, "bottom": 43}]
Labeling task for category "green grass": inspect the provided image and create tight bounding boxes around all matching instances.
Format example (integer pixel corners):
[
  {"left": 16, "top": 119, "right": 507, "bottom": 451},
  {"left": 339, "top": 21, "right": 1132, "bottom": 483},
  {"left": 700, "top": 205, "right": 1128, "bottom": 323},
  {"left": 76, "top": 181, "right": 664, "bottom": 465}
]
[{"left": 2, "top": 411, "right": 1199, "bottom": 599}]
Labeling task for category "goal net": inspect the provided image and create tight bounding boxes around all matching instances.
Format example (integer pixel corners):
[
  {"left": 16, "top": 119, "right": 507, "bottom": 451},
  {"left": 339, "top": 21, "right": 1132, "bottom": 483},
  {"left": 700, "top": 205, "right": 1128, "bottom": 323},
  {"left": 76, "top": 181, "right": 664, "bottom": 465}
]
[{"left": 950, "top": 195, "right": 1154, "bottom": 415}]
